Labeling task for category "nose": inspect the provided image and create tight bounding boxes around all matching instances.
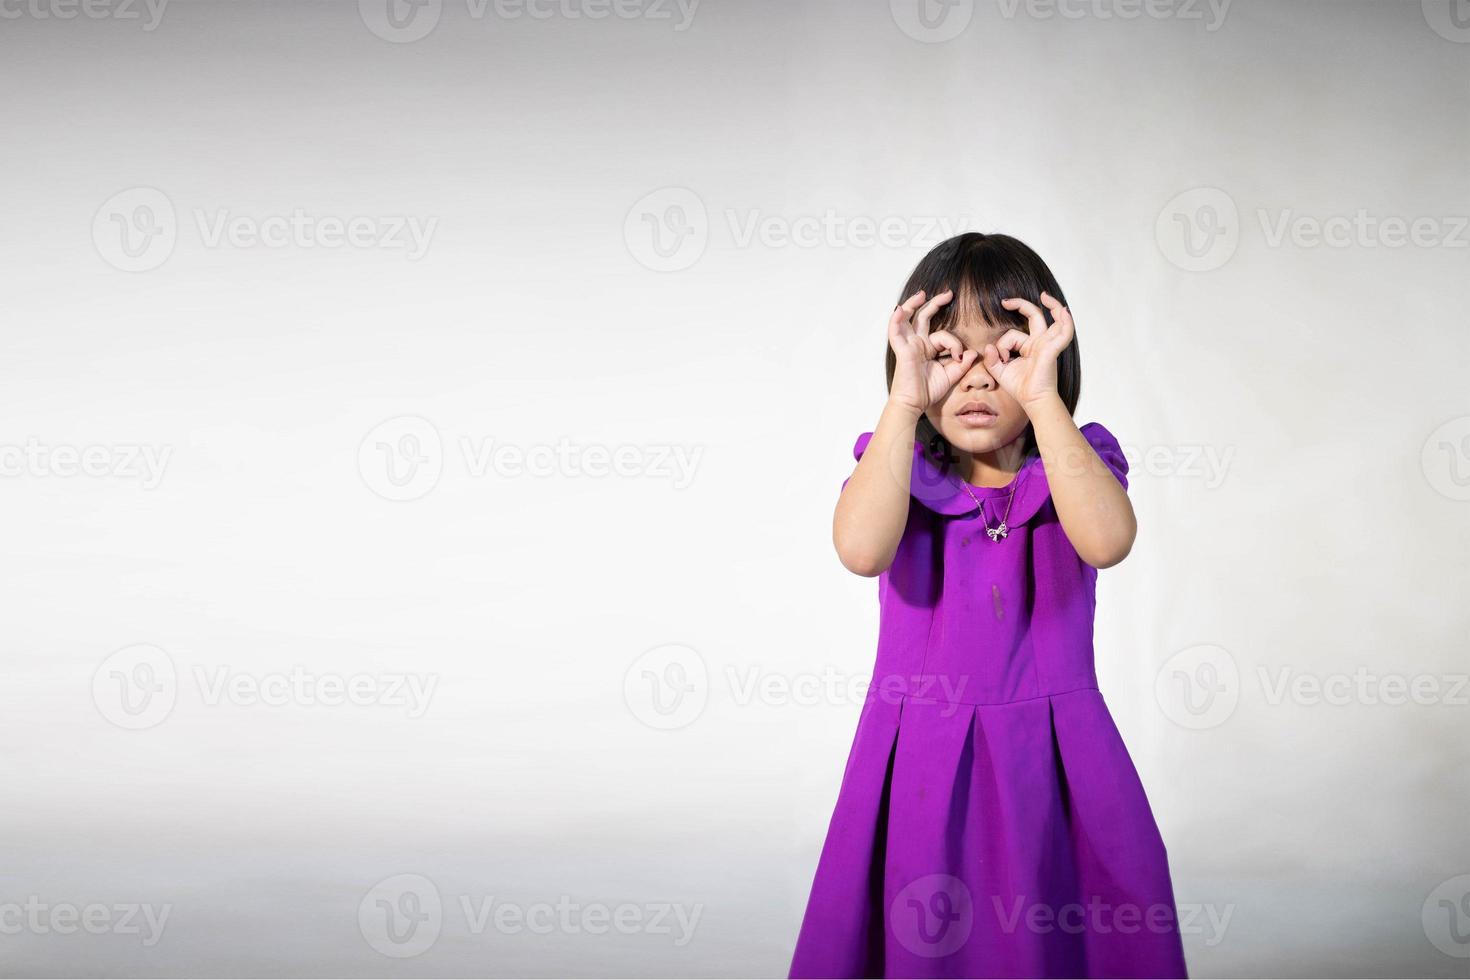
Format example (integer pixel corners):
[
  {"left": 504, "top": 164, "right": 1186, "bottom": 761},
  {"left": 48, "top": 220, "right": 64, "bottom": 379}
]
[{"left": 959, "top": 356, "right": 994, "bottom": 391}]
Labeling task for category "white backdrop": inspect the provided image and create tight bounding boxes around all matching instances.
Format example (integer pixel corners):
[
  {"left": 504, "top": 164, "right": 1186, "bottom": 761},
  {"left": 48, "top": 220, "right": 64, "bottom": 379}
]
[{"left": 1, "top": 0, "right": 1466, "bottom": 976}]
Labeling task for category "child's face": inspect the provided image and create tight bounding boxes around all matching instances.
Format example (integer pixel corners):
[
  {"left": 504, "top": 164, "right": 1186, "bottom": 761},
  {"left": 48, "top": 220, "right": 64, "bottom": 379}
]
[{"left": 924, "top": 308, "right": 1030, "bottom": 460}]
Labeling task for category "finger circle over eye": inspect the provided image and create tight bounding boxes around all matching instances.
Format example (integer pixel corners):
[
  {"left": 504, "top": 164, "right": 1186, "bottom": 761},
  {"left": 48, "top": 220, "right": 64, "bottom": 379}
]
[
  {"left": 928, "top": 329, "right": 963, "bottom": 359},
  {"left": 995, "top": 328, "right": 1030, "bottom": 351}
]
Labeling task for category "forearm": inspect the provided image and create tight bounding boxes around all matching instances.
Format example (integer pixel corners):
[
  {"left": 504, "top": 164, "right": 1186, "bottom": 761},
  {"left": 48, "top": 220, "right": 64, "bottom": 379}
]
[
  {"left": 832, "top": 399, "right": 921, "bottom": 576},
  {"left": 1025, "top": 394, "right": 1136, "bottom": 568}
]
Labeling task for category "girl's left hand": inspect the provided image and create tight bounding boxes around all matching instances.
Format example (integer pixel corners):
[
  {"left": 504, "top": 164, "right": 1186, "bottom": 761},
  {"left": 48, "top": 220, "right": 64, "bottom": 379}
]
[{"left": 981, "top": 291, "right": 1075, "bottom": 410}]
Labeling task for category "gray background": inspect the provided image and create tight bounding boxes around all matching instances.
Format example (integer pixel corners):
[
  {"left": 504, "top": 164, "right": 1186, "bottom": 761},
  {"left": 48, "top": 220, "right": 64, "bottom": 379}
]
[{"left": 1, "top": 0, "right": 1467, "bottom": 976}]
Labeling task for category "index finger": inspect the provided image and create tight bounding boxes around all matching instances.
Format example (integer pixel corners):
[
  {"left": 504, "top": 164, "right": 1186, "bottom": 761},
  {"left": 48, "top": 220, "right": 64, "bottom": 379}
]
[{"left": 1001, "top": 297, "right": 1049, "bottom": 337}]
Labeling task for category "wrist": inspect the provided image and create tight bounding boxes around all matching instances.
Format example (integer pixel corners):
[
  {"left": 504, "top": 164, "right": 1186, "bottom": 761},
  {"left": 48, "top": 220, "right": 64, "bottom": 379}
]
[
  {"left": 883, "top": 397, "right": 926, "bottom": 426},
  {"left": 1023, "top": 393, "right": 1081, "bottom": 465},
  {"left": 1019, "top": 390, "right": 1066, "bottom": 418}
]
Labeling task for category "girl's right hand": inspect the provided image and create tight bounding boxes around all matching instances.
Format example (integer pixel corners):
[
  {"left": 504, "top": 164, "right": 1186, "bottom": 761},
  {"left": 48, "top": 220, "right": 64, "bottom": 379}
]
[{"left": 886, "top": 289, "right": 979, "bottom": 415}]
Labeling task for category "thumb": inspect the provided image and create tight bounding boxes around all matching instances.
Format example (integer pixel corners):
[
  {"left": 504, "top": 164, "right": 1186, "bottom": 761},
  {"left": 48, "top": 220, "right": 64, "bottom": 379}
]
[
  {"left": 946, "top": 348, "right": 979, "bottom": 383},
  {"left": 981, "top": 343, "right": 1004, "bottom": 378}
]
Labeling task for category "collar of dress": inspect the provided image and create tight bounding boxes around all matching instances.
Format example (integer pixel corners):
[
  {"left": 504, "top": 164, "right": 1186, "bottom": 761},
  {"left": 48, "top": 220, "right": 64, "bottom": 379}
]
[{"left": 850, "top": 431, "right": 1052, "bottom": 526}]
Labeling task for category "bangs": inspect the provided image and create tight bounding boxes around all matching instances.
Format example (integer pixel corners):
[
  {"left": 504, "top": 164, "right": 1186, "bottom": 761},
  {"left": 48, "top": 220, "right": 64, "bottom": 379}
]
[{"left": 904, "top": 233, "right": 1061, "bottom": 336}]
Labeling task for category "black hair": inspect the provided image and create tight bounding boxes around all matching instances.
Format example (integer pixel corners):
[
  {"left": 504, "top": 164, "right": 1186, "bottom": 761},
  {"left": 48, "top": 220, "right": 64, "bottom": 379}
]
[{"left": 885, "top": 232, "right": 1081, "bottom": 466}]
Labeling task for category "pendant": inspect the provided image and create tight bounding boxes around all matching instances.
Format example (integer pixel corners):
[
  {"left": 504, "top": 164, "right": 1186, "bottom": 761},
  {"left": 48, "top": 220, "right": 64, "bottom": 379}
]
[{"left": 987, "top": 522, "right": 1008, "bottom": 542}]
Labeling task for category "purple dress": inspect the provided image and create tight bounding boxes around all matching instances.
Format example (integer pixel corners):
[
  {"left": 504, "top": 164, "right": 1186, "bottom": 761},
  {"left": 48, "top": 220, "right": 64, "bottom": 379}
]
[{"left": 790, "top": 423, "right": 1187, "bottom": 979}]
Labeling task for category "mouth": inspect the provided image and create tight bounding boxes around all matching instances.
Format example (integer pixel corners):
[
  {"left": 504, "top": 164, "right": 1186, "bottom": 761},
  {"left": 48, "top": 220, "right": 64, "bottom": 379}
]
[{"left": 954, "top": 401, "right": 998, "bottom": 428}]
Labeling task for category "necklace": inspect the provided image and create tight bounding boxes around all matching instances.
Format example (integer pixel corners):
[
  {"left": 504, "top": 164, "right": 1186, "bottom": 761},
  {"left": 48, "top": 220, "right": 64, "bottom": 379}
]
[{"left": 959, "top": 479, "right": 1016, "bottom": 542}]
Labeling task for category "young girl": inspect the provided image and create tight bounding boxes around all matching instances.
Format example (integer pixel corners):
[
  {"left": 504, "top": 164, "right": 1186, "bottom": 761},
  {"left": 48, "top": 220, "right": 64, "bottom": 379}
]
[{"left": 789, "top": 234, "right": 1187, "bottom": 979}]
